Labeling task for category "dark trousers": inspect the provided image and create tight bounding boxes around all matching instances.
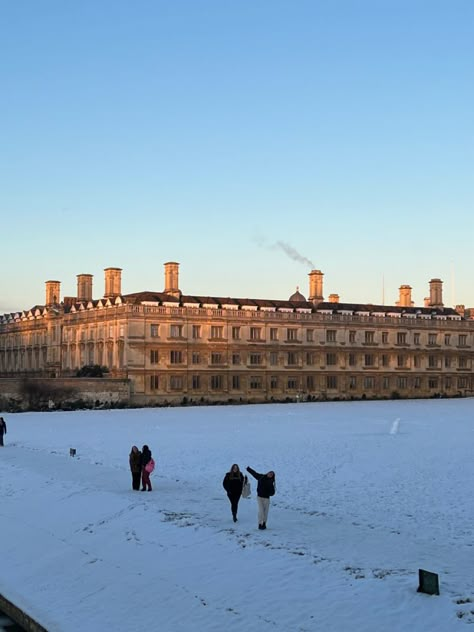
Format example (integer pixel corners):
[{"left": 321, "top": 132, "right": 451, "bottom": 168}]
[
  {"left": 142, "top": 469, "right": 152, "bottom": 491},
  {"left": 227, "top": 493, "right": 241, "bottom": 517},
  {"left": 131, "top": 471, "right": 141, "bottom": 490},
  {"left": 0, "top": 434, "right": 3, "bottom": 447}
]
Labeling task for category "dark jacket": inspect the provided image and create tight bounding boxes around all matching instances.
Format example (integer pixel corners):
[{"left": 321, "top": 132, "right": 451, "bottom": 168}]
[
  {"left": 247, "top": 467, "right": 275, "bottom": 498},
  {"left": 0, "top": 419, "right": 6, "bottom": 435},
  {"left": 129, "top": 450, "right": 142, "bottom": 473},
  {"left": 223, "top": 472, "right": 244, "bottom": 497}
]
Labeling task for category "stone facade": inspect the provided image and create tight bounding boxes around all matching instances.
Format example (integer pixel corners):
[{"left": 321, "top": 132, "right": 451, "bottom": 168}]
[{"left": 1, "top": 263, "right": 473, "bottom": 406}]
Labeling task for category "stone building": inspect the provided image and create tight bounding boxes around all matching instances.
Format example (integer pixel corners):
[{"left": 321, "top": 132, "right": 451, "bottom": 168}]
[{"left": 0, "top": 262, "right": 473, "bottom": 405}]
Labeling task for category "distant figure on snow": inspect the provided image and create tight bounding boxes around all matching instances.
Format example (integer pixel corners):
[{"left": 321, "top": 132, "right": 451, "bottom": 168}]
[
  {"left": 0, "top": 417, "right": 7, "bottom": 447},
  {"left": 246, "top": 466, "right": 275, "bottom": 530},
  {"left": 141, "top": 445, "right": 154, "bottom": 491},
  {"left": 223, "top": 464, "right": 246, "bottom": 522},
  {"left": 129, "top": 446, "right": 142, "bottom": 491}
]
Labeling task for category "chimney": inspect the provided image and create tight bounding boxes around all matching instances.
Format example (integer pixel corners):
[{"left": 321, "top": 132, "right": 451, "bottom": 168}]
[
  {"left": 429, "top": 278, "right": 443, "bottom": 308},
  {"left": 164, "top": 261, "right": 181, "bottom": 298},
  {"left": 104, "top": 267, "right": 122, "bottom": 299},
  {"left": 424, "top": 297, "right": 430, "bottom": 307},
  {"left": 77, "top": 274, "right": 93, "bottom": 303},
  {"left": 45, "top": 280, "right": 61, "bottom": 306},
  {"left": 308, "top": 270, "right": 324, "bottom": 305},
  {"left": 397, "top": 285, "right": 413, "bottom": 307},
  {"left": 455, "top": 304, "right": 465, "bottom": 317},
  {"left": 328, "top": 293, "right": 339, "bottom": 304}
]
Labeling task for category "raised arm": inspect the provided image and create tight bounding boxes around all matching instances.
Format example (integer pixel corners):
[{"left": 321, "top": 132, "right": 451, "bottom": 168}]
[{"left": 246, "top": 466, "right": 262, "bottom": 480}]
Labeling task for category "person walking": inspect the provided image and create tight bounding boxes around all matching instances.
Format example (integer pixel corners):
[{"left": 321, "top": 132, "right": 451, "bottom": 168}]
[
  {"left": 129, "top": 446, "right": 142, "bottom": 491},
  {"left": 0, "top": 417, "right": 7, "bottom": 447},
  {"left": 141, "top": 444, "right": 154, "bottom": 491},
  {"left": 246, "top": 466, "right": 276, "bottom": 530},
  {"left": 223, "top": 464, "right": 246, "bottom": 522}
]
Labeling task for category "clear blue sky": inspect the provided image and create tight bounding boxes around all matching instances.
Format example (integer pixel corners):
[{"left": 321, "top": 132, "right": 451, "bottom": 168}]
[{"left": 1, "top": 0, "right": 473, "bottom": 313}]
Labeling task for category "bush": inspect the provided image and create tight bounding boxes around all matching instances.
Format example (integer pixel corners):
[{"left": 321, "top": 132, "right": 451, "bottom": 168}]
[{"left": 75, "top": 365, "right": 109, "bottom": 378}]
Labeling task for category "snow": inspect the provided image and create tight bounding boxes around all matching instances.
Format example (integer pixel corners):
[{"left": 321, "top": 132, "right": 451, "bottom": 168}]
[{"left": 0, "top": 399, "right": 473, "bottom": 631}]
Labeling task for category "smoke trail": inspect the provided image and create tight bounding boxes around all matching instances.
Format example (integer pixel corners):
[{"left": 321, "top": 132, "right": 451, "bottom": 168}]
[{"left": 275, "top": 241, "right": 315, "bottom": 269}]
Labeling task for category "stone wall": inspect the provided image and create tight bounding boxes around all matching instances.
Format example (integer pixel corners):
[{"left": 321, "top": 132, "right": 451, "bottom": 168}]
[{"left": 0, "top": 377, "right": 130, "bottom": 411}]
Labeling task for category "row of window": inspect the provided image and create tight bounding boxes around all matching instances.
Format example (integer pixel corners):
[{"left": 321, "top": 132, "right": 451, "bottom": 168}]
[
  {"left": 149, "top": 374, "right": 471, "bottom": 391},
  {"left": 149, "top": 349, "right": 471, "bottom": 369}
]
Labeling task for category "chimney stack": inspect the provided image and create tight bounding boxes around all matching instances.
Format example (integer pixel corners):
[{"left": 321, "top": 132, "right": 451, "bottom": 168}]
[
  {"left": 429, "top": 278, "right": 443, "bottom": 308},
  {"left": 397, "top": 285, "right": 413, "bottom": 307},
  {"left": 77, "top": 274, "right": 93, "bottom": 303},
  {"left": 164, "top": 262, "right": 181, "bottom": 298},
  {"left": 308, "top": 270, "right": 324, "bottom": 305},
  {"left": 328, "top": 293, "right": 339, "bottom": 304},
  {"left": 45, "top": 280, "right": 61, "bottom": 306},
  {"left": 104, "top": 267, "right": 122, "bottom": 299}
]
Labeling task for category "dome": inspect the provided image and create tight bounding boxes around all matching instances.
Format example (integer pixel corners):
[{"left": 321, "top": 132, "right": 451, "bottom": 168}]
[{"left": 289, "top": 286, "right": 306, "bottom": 302}]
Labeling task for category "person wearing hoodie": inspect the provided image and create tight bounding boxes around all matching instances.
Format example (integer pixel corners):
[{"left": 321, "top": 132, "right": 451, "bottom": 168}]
[
  {"left": 246, "top": 466, "right": 276, "bottom": 530},
  {"left": 222, "top": 463, "right": 246, "bottom": 522},
  {"left": 141, "top": 445, "right": 154, "bottom": 491},
  {"left": 129, "top": 446, "right": 142, "bottom": 491}
]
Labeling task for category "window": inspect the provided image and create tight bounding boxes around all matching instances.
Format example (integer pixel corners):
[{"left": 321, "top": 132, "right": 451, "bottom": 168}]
[
  {"left": 192, "top": 325, "right": 201, "bottom": 339},
  {"left": 232, "top": 353, "right": 241, "bottom": 365},
  {"left": 249, "top": 353, "right": 262, "bottom": 365},
  {"left": 249, "top": 376, "right": 262, "bottom": 389},
  {"left": 458, "top": 334, "right": 467, "bottom": 346},
  {"left": 397, "top": 355, "right": 406, "bottom": 368},
  {"left": 232, "top": 375, "right": 240, "bottom": 389},
  {"left": 428, "top": 333, "right": 437, "bottom": 346},
  {"left": 232, "top": 326, "right": 240, "bottom": 340},
  {"left": 150, "top": 375, "right": 159, "bottom": 390},
  {"left": 364, "top": 331, "right": 374, "bottom": 344},
  {"left": 170, "top": 324, "right": 183, "bottom": 338},
  {"left": 210, "top": 375, "right": 223, "bottom": 389},
  {"left": 287, "top": 378, "right": 297, "bottom": 390},
  {"left": 287, "top": 352, "right": 298, "bottom": 365},
  {"left": 459, "top": 356, "right": 468, "bottom": 368},
  {"left": 382, "top": 377, "right": 390, "bottom": 390},
  {"left": 306, "top": 329, "right": 314, "bottom": 342},
  {"left": 428, "top": 355, "right": 437, "bottom": 368},
  {"left": 306, "top": 352, "right": 316, "bottom": 366},
  {"left": 414, "top": 355, "right": 421, "bottom": 368},
  {"left": 326, "top": 353, "right": 337, "bottom": 366},
  {"left": 210, "top": 326, "right": 224, "bottom": 339},
  {"left": 444, "top": 356, "right": 451, "bottom": 368},
  {"left": 250, "top": 327, "right": 262, "bottom": 341},
  {"left": 364, "top": 354, "right": 374, "bottom": 367},
  {"left": 414, "top": 333, "right": 420, "bottom": 345},
  {"left": 382, "top": 332, "right": 388, "bottom": 344},
  {"left": 190, "top": 375, "right": 200, "bottom": 389},
  {"left": 349, "top": 331, "right": 356, "bottom": 343},
  {"left": 150, "top": 324, "right": 159, "bottom": 337},
  {"left": 364, "top": 377, "right": 374, "bottom": 389},
  {"left": 270, "top": 376, "right": 278, "bottom": 389},
  {"left": 326, "top": 376, "right": 338, "bottom": 389},
  {"left": 270, "top": 328, "right": 278, "bottom": 341},
  {"left": 306, "top": 375, "right": 315, "bottom": 390},
  {"left": 397, "top": 332, "right": 407, "bottom": 345},
  {"left": 348, "top": 353, "right": 356, "bottom": 366},
  {"left": 287, "top": 328, "right": 298, "bottom": 341},
  {"left": 397, "top": 377, "right": 408, "bottom": 389},
  {"left": 211, "top": 353, "right": 223, "bottom": 365},
  {"left": 428, "top": 377, "right": 439, "bottom": 389},
  {"left": 150, "top": 350, "right": 159, "bottom": 364},
  {"left": 192, "top": 352, "right": 201, "bottom": 364},
  {"left": 326, "top": 330, "right": 336, "bottom": 343},
  {"left": 170, "top": 350, "right": 183, "bottom": 364},
  {"left": 170, "top": 375, "right": 184, "bottom": 390},
  {"left": 270, "top": 352, "right": 278, "bottom": 366},
  {"left": 458, "top": 377, "right": 468, "bottom": 389},
  {"left": 382, "top": 354, "right": 389, "bottom": 367},
  {"left": 444, "top": 377, "right": 452, "bottom": 389},
  {"left": 414, "top": 377, "right": 421, "bottom": 389},
  {"left": 444, "top": 334, "right": 451, "bottom": 346},
  {"left": 349, "top": 376, "right": 357, "bottom": 389}
]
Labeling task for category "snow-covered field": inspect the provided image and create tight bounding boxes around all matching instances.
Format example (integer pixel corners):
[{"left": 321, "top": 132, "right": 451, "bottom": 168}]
[{"left": 0, "top": 399, "right": 473, "bottom": 631}]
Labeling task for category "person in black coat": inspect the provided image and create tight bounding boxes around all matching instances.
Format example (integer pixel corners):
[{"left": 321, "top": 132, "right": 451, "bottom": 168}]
[
  {"left": 223, "top": 464, "right": 246, "bottom": 522},
  {"left": 129, "top": 446, "right": 142, "bottom": 491},
  {"left": 247, "top": 466, "right": 275, "bottom": 530},
  {"left": 0, "top": 417, "right": 7, "bottom": 447}
]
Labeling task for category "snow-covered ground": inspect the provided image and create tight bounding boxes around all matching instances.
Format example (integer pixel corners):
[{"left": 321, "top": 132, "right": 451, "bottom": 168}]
[{"left": 0, "top": 399, "right": 473, "bottom": 631}]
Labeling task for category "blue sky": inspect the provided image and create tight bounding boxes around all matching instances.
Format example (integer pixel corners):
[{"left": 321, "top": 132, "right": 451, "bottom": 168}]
[{"left": 1, "top": 0, "right": 473, "bottom": 313}]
